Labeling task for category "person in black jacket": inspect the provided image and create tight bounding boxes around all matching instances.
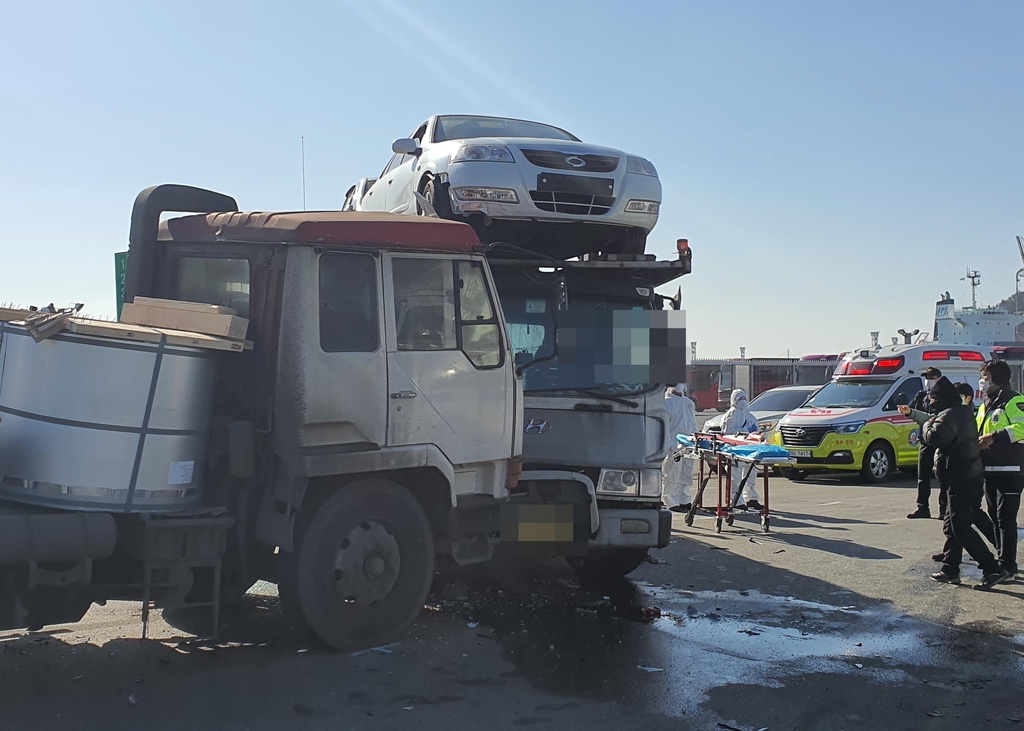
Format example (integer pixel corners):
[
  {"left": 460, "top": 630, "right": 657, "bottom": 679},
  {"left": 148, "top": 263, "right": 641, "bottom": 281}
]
[
  {"left": 918, "top": 377, "right": 1009, "bottom": 589},
  {"left": 908, "top": 367, "right": 945, "bottom": 519}
]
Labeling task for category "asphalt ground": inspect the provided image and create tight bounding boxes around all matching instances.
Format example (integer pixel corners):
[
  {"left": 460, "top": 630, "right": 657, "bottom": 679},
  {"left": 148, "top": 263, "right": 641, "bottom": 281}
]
[{"left": 1, "top": 418, "right": 1022, "bottom": 730}]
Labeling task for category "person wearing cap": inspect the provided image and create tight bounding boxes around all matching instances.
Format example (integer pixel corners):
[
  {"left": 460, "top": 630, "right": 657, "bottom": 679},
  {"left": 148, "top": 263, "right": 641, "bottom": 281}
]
[
  {"left": 662, "top": 383, "right": 697, "bottom": 513},
  {"left": 913, "top": 377, "right": 1008, "bottom": 589},
  {"left": 976, "top": 359, "right": 1024, "bottom": 577},
  {"left": 907, "top": 367, "right": 945, "bottom": 520}
]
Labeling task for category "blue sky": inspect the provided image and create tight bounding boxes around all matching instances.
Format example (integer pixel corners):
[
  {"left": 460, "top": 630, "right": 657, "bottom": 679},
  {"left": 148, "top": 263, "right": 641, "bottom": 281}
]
[{"left": 1, "top": 0, "right": 1021, "bottom": 358}]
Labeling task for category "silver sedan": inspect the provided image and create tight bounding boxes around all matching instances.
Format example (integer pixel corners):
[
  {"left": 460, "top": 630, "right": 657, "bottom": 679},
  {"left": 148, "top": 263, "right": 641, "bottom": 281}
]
[{"left": 356, "top": 115, "right": 662, "bottom": 257}]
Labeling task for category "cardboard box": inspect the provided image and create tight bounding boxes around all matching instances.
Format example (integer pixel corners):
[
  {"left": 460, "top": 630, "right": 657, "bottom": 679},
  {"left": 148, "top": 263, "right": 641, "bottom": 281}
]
[{"left": 121, "top": 301, "right": 249, "bottom": 341}]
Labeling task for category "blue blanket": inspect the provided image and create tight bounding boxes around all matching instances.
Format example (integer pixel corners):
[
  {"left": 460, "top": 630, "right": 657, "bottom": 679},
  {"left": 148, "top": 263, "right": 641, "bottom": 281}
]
[{"left": 676, "top": 434, "right": 791, "bottom": 461}]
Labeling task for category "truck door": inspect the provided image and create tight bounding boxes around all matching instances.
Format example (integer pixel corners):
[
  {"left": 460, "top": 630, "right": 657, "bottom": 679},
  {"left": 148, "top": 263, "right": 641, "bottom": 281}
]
[{"left": 383, "top": 254, "right": 514, "bottom": 465}]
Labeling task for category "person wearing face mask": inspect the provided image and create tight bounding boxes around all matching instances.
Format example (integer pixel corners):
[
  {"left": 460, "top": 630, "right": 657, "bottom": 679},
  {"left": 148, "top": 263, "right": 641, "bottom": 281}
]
[
  {"left": 976, "top": 360, "right": 1024, "bottom": 577},
  {"left": 721, "top": 388, "right": 764, "bottom": 511},
  {"left": 915, "top": 376, "right": 1007, "bottom": 589},
  {"left": 907, "top": 367, "right": 945, "bottom": 520},
  {"left": 662, "top": 383, "right": 697, "bottom": 512}
]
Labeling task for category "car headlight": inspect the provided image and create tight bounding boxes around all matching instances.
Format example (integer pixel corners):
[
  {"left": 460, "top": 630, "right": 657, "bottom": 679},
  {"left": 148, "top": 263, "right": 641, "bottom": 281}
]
[
  {"left": 626, "top": 156, "right": 658, "bottom": 177},
  {"left": 758, "top": 421, "right": 777, "bottom": 432},
  {"left": 597, "top": 469, "right": 639, "bottom": 495},
  {"left": 834, "top": 421, "right": 866, "bottom": 434},
  {"left": 450, "top": 145, "right": 515, "bottom": 164},
  {"left": 625, "top": 199, "right": 660, "bottom": 214}
]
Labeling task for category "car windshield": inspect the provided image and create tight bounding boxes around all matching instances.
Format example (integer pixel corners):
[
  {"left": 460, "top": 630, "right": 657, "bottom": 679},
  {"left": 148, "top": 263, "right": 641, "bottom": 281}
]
[
  {"left": 802, "top": 379, "right": 895, "bottom": 409},
  {"left": 749, "top": 388, "right": 815, "bottom": 412},
  {"left": 433, "top": 115, "right": 579, "bottom": 143},
  {"left": 502, "top": 293, "right": 654, "bottom": 397}
]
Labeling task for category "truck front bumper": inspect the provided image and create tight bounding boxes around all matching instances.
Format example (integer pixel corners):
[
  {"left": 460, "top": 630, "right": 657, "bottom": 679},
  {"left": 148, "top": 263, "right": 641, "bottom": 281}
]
[{"left": 589, "top": 507, "right": 672, "bottom": 549}]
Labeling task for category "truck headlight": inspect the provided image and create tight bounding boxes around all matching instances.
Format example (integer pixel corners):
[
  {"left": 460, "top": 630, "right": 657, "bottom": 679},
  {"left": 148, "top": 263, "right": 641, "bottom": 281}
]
[
  {"left": 450, "top": 144, "right": 515, "bottom": 163},
  {"left": 626, "top": 156, "right": 658, "bottom": 177},
  {"left": 597, "top": 469, "right": 639, "bottom": 495},
  {"left": 639, "top": 469, "right": 662, "bottom": 497},
  {"left": 625, "top": 199, "right": 660, "bottom": 214},
  {"left": 834, "top": 421, "right": 866, "bottom": 434}
]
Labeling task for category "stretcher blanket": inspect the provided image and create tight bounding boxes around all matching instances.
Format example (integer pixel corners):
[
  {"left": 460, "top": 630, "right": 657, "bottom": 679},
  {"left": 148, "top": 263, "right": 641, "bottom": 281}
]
[{"left": 676, "top": 434, "right": 791, "bottom": 461}]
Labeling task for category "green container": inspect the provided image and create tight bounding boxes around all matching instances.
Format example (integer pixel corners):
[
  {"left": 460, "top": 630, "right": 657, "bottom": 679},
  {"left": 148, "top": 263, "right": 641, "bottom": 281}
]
[{"left": 114, "top": 251, "right": 128, "bottom": 320}]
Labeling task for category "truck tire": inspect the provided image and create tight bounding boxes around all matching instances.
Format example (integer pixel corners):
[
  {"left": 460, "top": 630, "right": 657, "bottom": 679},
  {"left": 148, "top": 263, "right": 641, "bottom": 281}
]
[
  {"left": 861, "top": 441, "right": 895, "bottom": 483},
  {"left": 565, "top": 547, "right": 648, "bottom": 582},
  {"left": 289, "top": 479, "right": 435, "bottom": 651}
]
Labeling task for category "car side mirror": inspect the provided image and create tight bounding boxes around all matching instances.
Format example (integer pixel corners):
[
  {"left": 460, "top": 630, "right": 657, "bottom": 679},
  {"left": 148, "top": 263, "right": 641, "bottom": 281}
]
[{"left": 392, "top": 138, "right": 422, "bottom": 157}]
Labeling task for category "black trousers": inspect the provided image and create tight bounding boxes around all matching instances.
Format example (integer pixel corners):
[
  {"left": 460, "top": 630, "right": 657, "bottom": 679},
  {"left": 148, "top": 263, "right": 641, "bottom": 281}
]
[
  {"left": 941, "top": 476, "right": 1001, "bottom": 576},
  {"left": 917, "top": 444, "right": 946, "bottom": 513},
  {"left": 983, "top": 473, "right": 1023, "bottom": 573}
]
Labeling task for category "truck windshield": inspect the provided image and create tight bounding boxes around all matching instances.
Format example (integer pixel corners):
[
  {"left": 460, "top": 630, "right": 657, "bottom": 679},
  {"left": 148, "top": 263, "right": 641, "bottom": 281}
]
[
  {"left": 502, "top": 294, "right": 655, "bottom": 397},
  {"left": 802, "top": 379, "right": 896, "bottom": 409}
]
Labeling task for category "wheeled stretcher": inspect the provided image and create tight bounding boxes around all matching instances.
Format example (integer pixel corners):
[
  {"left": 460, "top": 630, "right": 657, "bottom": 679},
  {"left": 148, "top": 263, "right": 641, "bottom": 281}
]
[{"left": 675, "top": 432, "right": 796, "bottom": 533}]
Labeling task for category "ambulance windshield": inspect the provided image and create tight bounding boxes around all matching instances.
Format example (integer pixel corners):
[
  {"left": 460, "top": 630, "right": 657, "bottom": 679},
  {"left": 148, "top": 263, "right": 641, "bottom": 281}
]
[{"left": 803, "top": 379, "right": 896, "bottom": 409}]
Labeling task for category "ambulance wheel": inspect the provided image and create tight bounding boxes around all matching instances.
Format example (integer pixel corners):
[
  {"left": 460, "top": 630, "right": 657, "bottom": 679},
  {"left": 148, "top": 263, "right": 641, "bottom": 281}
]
[
  {"left": 566, "top": 548, "right": 649, "bottom": 580},
  {"left": 861, "top": 441, "right": 895, "bottom": 483},
  {"left": 288, "top": 479, "right": 435, "bottom": 651},
  {"left": 715, "top": 517, "right": 723, "bottom": 533},
  {"left": 781, "top": 467, "right": 808, "bottom": 482}
]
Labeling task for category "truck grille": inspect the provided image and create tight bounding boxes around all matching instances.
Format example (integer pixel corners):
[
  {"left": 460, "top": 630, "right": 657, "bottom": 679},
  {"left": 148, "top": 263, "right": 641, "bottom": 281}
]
[
  {"left": 780, "top": 425, "right": 832, "bottom": 447},
  {"left": 520, "top": 149, "right": 620, "bottom": 173},
  {"left": 530, "top": 191, "right": 616, "bottom": 215}
]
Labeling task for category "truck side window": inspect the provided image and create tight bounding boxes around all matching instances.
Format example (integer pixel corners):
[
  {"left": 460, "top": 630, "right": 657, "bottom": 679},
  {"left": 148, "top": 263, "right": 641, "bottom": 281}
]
[
  {"left": 319, "top": 253, "right": 379, "bottom": 352},
  {"left": 174, "top": 256, "right": 251, "bottom": 319},
  {"left": 392, "top": 258, "right": 457, "bottom": 351},
  {"left": 457, "top": 260, "right": 502, "bottom": 369}
]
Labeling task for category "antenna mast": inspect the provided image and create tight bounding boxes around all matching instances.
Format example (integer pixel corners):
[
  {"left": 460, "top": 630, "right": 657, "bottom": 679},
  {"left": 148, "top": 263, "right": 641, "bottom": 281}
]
[{"left": 961, "top": 267, "right": 980, "bottom": 309}]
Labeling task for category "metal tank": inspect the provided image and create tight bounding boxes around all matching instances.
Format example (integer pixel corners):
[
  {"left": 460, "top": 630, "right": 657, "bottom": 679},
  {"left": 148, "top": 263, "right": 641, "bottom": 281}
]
[{"left": 0, "top": 324, "right": 216, "bottom": 512}]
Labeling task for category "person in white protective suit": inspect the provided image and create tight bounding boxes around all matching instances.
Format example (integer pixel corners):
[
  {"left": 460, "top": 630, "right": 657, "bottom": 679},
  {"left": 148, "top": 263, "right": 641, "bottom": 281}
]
[
  {"left": 662, "top": 383, "right": 697, "bottom": 512},
  {"left": 720, "top": 388, "right": 764, "bottom": 511}
]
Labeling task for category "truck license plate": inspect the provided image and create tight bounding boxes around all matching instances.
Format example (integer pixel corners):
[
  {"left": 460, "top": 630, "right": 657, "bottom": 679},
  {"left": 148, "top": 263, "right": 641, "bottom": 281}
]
[
  {"left": 790, "top": 450, "right": 812, "bottom": 458},
  {"left": 497, "top": 503, "right": 588, "bottom": 557}
]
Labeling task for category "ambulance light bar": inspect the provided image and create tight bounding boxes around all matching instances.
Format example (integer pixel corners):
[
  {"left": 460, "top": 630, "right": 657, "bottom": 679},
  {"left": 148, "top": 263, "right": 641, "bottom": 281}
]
[
  {"left": 922, "top": 350, "right": 984, "bottom": 362},
  {"left": 836, "top": 355, "right": 905, "bottom": 376}
]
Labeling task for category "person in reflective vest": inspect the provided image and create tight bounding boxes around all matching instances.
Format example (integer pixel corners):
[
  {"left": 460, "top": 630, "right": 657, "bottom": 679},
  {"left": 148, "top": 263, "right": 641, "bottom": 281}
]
[{"left": 976, "top": 360, "right": 1024, "bottom": 577}]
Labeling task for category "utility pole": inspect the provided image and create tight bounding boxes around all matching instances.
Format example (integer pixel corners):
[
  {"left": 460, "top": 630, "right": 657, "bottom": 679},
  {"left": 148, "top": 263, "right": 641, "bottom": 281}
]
[{"left": 301, "top": 136, "right": 307, "bottom": 211}]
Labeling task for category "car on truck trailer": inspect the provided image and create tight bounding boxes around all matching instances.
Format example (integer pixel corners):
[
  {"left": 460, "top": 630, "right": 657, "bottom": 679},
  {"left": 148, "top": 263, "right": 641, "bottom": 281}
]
[{"left": 0, "top": 184, "right": 527, "bottom": 651}]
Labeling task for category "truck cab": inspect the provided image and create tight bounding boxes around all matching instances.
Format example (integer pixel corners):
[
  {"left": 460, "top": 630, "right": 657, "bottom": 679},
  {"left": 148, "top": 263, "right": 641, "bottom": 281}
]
[
  {"left": 488, "top": 250, "right": 689, "bottom": 577},
  {"left": 71, "top": 184, "right": 519, "bottom": 650}
]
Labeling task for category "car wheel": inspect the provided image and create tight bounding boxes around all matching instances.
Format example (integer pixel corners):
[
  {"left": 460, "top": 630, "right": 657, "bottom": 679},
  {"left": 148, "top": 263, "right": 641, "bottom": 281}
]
[
  {"left": 861, "top": 441, "right": 895, "bottom": 483},
  {"left": 285, "top": 479, "right": 435, "bottom": 651},
  {"left": 419, "top": 176, "right": 452, "bottom": 219}
]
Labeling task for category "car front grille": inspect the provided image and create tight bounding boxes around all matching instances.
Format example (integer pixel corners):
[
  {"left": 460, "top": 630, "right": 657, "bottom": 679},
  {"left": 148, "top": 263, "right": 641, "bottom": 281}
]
[
  {"left": 520, "top": 149, "right": 620, "bottom": 173},
  {"left": 780, "top": 425, "right": 832, "bottom": 447},
  {"left": 529, "top": 191, "right": 616, "bottom": 215}
]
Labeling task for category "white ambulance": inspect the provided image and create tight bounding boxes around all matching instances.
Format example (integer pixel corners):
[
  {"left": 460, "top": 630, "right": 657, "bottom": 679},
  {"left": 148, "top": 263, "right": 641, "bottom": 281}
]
[{"left": 772, "top": 344, "right": 986, "bottom": 482}]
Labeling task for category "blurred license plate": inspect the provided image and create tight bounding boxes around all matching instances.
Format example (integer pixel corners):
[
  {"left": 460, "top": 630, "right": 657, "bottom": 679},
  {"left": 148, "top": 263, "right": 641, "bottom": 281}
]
[
  {"left": 498, "top": 503, "right": 588, "bottom": 557},
  {"left": 790, "top": 450, "right": 812, "bottom": 458}
]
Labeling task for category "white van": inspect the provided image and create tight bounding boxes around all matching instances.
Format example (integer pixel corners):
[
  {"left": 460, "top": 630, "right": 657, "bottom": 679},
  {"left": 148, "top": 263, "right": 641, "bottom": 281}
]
[{"left": 771, "top": 344, "right": 986, "bottom": 482}]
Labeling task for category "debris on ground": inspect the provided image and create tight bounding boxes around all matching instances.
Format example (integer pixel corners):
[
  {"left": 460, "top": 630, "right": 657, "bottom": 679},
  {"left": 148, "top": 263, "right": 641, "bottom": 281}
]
[
  {"left": 641, "top": 607, "right": 662, "bottom": 620},
  {"left": 638, "top": 666, "right": 664, "bottom": 673},
  {"left": 647, "top": 556, "right": 668, "bottom": 564},
  {"left": 749, "top": 538, "right": 764, "bottom": 545}
]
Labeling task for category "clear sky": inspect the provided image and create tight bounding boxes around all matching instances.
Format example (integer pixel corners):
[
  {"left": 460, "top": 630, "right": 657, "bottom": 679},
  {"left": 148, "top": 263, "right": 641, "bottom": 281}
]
[{"left": 1, "top": 1, "right": 1021, "bottom": 358}]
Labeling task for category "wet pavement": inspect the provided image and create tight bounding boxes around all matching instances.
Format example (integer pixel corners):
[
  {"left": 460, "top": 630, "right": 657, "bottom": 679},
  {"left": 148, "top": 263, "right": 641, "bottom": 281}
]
[{"left": 1, "top": 473, "right": 1023, "bottom": 730}]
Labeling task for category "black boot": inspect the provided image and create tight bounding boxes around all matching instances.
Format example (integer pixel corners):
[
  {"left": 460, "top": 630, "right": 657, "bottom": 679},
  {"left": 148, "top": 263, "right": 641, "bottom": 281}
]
[{"left": 907, "top": 506, "right": 931, "bottom": 519}]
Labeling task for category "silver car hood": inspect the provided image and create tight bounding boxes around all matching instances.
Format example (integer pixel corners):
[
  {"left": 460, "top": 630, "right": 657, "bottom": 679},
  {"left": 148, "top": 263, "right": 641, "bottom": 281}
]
[
  {"left": 438, "top": 137, "right": 630, "bottom": 158},
  {"left": 705, "top": 409, "right": 789, "bottom": 428}
]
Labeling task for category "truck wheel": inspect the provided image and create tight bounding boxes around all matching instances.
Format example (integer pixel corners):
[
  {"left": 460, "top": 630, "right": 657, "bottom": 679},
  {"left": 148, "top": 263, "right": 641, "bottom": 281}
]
[
  {"left": 290, "top": 479, "right": 435, "bottom": 651},
  {"left": 419, "top": 176, "right": 453, "bottom": 219},
  {"left": 565, "top": 548, "right": 648, "bottom": 582},
  {"left": 861, "top": 441, "right": 895, "bottom": 483}
]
